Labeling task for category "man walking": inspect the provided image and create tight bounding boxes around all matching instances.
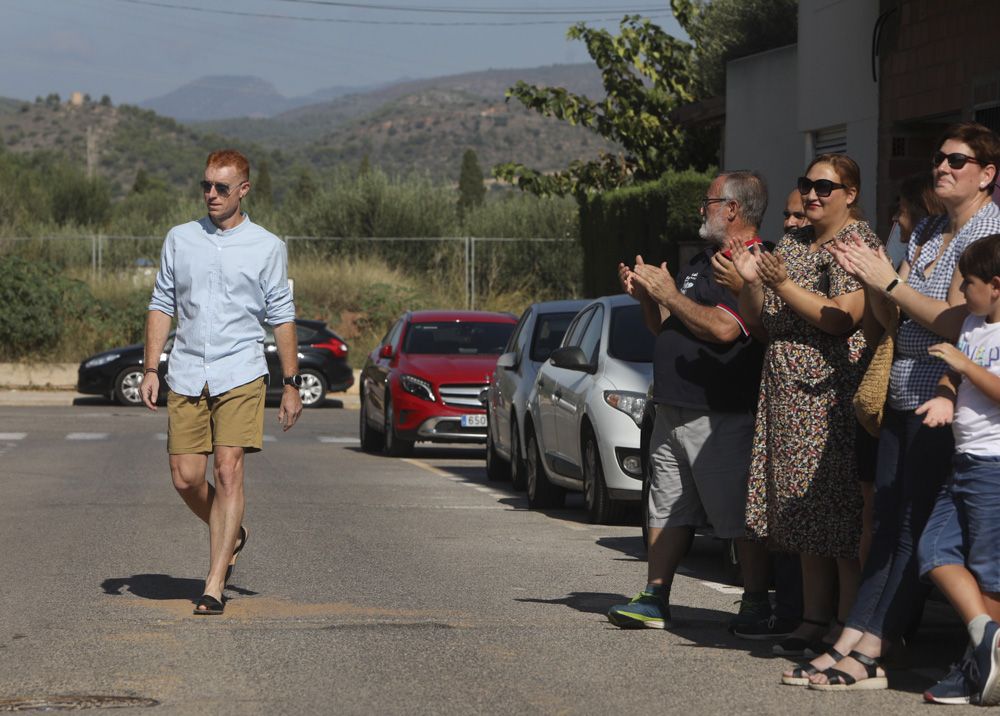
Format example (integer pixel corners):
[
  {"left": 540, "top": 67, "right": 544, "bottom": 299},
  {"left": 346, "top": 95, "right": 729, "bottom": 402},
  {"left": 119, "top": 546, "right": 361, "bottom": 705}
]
[
  {"left": 609, "top": 170, "right": 790, "bottom": 637},
  {"left": 140, "top": 149, "right": 302, "bottom": 615}
]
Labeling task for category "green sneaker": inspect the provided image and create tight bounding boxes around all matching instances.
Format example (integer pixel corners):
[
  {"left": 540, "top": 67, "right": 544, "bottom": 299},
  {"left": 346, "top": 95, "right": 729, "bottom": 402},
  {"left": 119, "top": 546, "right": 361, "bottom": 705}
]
[
  {"left": 727, "top": 593, "right": 772, "bottom": 635},
  {"left": 607, "top": 590, "right": 671, "bottom": 629}
]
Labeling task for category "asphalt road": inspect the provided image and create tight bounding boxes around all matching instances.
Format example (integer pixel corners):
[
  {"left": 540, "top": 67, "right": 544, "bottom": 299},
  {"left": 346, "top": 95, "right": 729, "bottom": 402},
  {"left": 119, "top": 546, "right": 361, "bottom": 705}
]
[{"left": 0, "top": 403, "right": 971, "bottom": 715}]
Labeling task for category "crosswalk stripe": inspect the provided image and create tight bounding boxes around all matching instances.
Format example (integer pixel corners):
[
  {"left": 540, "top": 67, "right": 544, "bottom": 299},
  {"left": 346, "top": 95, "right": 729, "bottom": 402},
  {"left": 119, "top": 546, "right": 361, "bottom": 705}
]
[
  {"left": 318, "top": 436, "right": 359, "bottom": 443},
  {"left": 263, "top": 435, "right": 276, "bottom": 442},
  {"left": 155, "top": 433, "right": 168, "bottom": 441},
  {"left": 0, "top": 433, "right": 26, "bottom": 440},
  {"left": 66, "top": 432, "right": 109, "bottom": 440}
]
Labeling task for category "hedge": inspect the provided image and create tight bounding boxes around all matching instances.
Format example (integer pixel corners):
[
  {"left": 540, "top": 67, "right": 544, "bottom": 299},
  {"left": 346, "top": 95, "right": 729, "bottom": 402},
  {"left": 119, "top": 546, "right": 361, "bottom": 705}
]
[{"left": 578, "top": 167, "right": 714, "bottom": 296}]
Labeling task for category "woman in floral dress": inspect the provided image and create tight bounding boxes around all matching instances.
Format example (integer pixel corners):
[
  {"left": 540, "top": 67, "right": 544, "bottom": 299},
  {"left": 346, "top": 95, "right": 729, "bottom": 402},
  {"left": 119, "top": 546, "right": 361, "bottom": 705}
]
[{"left": 732, "top": 153, "right": 878, "bottom": 667}]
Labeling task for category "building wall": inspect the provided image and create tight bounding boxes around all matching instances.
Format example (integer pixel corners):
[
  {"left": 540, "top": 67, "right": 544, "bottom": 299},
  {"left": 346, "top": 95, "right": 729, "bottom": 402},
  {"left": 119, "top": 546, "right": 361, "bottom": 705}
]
[
  {"left": 725, "top": 45, "right": 801, "bottom": 242},
  {"left": 877, "top": 0, "right": 1000, "bottom": 234},
  {"left": 797, "top": 0, "right": 881, "bottom": 226}
]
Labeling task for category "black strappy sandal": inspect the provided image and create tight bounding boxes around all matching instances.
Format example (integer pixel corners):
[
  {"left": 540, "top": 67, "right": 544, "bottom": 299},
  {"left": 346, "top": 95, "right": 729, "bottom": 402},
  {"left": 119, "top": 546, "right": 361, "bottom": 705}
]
[
  {"left": 193, "top": 594, "right": 225, "bottom": 616},
  {"left": 781, "top": 648, "right": 846, "bottom": 686},
  {"left": 807, "top": 650, "right": 888, "bottom": 691},
  {"left": 772, "top": 617, "right": 829, "bottom": 657}
]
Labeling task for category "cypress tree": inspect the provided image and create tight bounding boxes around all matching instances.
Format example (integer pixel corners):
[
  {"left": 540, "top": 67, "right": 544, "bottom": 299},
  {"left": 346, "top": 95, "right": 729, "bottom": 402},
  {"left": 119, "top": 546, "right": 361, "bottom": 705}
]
[{"left": 457, "top": 149, "right": 486, "bottom": 216}]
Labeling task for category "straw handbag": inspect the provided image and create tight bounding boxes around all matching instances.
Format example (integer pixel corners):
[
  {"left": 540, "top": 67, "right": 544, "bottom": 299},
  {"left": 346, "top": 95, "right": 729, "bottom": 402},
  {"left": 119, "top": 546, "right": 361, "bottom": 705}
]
[{"left": 854, "top": 308, "right": 899, "bottom": 438}]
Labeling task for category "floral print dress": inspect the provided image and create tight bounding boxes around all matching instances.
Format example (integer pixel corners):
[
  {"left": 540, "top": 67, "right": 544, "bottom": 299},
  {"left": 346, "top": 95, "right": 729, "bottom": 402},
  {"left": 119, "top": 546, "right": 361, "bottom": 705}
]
[{"left": 744, "top": 221, "right": 878, "bottom": 559}]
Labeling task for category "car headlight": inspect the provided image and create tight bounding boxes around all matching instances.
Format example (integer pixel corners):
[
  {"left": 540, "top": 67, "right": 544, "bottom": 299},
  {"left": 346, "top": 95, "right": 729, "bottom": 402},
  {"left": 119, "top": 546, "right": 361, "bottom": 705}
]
[
  {"left": 604, "top": 390, "right": 647, "bottom": 427},
  {"left": 84, "top": 353, "right": 120, "bottom": 369},
  {"left": 400, "top": 374, "right": 435, "bottom": 402}
]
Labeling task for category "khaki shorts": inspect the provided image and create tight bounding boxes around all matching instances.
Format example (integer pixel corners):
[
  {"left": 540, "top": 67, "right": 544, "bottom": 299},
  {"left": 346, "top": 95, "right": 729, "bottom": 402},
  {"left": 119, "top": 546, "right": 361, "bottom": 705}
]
[{"left": 167, "top": 377, "right": 266, "bottom": 454}]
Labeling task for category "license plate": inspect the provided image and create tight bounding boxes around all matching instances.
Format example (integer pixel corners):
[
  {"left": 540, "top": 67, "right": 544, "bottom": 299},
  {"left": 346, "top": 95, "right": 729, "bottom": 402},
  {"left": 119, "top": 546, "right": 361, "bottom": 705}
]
[{"left": 461, "top": 414, "right": 487, "bottom": 428}]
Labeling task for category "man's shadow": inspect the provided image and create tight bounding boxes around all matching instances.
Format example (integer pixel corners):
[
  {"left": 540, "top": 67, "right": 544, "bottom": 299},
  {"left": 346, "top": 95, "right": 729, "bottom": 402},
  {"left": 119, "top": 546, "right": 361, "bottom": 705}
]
[{"left": 101, "top": 574, "right": 257, "bottom": 601}]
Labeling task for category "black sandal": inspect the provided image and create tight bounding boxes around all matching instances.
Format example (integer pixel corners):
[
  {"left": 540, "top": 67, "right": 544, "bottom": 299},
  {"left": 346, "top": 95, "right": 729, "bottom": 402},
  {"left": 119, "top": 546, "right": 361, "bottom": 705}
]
[
  {"left": 193, "top": 594, "right": 225, "bottom": 616},
  {"left": 225, "top": 525, "right": 248, "bottom": 585},
  {"left": 781, "top": 648, "right": 845, "bottom": 686},
  {"left": 772, "top": 618, "right": 829, "bottom": 657},
  {"left": 807, "top": 650, "right": 888, "bottom": 691}
]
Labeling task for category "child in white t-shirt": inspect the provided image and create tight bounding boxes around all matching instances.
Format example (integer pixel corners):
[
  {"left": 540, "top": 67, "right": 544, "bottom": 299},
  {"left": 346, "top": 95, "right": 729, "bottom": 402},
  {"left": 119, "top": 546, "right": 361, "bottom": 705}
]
[{"left": 916, "top": 233, "right": 1000, "bottom": 705}]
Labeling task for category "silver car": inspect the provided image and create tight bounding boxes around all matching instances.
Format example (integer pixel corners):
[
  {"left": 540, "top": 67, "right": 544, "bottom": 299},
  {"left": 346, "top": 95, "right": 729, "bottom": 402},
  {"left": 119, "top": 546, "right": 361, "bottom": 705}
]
[
  {"left": 524, "top": 294, "right": 655, "bottom": 523},
  {"left": 485, "top": 299, "right": 589, "bottom": 488}
]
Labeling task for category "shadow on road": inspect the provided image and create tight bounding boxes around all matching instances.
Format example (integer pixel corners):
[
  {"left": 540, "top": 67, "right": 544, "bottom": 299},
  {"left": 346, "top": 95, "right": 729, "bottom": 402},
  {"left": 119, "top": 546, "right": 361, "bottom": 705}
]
[
  {"left": 516, "top": 591, "right": 628, "bottom": 615},
  {"left": 101, "top": 574, "right": 257, "bottom": 601}
]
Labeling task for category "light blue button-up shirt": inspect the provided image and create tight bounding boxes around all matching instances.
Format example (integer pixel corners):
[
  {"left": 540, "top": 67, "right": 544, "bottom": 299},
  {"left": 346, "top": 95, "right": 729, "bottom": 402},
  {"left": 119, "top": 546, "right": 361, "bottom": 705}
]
[{"left": 148, "top": 214, "right": 296, "bottom": 397}]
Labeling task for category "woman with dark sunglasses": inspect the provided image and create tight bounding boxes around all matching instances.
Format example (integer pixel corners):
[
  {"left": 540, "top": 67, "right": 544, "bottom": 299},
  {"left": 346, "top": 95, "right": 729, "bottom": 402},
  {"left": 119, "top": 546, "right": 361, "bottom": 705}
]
[
  {"left": 730, "top": 153, "right": 879, "bottom": 674},
  {"left": 805, "top": 123, "right": 1000, "bottom": 698}
]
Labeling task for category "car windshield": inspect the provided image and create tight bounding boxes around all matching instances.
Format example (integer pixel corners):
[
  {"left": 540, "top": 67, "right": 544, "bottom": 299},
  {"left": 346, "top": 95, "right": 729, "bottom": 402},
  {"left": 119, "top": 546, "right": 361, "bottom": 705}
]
[
  {"left": 530, "top": 312, "right": 576, "bottom": 362},
  {"left": 404, "top": 321, "right": 514, "bottom": 355},
  {"left": 609, "top": 305, "right": 655, "bottom": 363}
]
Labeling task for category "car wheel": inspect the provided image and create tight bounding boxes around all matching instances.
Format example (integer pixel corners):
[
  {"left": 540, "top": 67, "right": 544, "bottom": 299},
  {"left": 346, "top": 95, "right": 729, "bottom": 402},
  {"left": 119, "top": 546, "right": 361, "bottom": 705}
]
[
  {"left": 113, "top": 367, "right": 145, "bottom": 407},
  {"left": 383, "top": 396, "right": 414, "bottom": 457},
  {"left": 525, "top": 427, "right": 565, "bottom": 509},
  {"left": 509, "top": 419, "right": 526, "bottom": 491},
  {"left": 583, "top": 427, "right": 623, "bottom": 525},
  {"left": 298, "top": 369, "right": 327, "bottom": 408},
  {"left": 359, "top": 388, "right": 384, "bottom": 453},
  {"left": 485, "top": 419, "right": 510, "bottom": 481}
]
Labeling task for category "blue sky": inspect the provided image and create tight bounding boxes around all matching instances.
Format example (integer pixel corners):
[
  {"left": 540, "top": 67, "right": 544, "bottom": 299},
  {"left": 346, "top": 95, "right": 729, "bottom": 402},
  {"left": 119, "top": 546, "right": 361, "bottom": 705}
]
[{"left": 3, "top": 0, "right": 684, "bottom": 104}]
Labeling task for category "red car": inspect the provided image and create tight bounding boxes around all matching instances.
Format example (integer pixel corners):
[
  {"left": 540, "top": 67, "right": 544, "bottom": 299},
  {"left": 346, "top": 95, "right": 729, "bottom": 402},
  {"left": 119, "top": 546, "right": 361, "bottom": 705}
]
[{"left": 358, "top": 310, "right": 518, "bottom": 456}]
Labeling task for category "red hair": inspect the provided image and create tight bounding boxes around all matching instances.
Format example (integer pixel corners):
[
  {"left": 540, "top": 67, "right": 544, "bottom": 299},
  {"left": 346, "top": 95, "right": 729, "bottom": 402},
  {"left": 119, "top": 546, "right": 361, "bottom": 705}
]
[{"left": 205, "top": 149, "right": 250, "bottom": 181}]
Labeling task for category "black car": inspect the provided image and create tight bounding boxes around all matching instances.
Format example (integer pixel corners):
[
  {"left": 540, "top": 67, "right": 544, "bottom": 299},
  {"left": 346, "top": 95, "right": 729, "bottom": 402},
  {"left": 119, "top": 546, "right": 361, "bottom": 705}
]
[{"left": 77, "top": 318, "right": 353, "bottom": 407}]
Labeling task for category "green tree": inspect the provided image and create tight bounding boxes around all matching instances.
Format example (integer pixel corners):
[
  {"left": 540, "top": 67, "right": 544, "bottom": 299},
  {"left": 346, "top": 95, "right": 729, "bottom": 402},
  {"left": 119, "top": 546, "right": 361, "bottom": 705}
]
[
  {"left": 99, "top": 94, "right": 112, "bottom": 107},
  {"left": 132, "top": 168, "right": 152, "bottom": 194},
  {"left": 457, "top": 149, "right": 486, "bottom": 216},
  {"left": 358, "top": 153, "right": 371, "bottom": 177},
  {"left": 495, "top": 1, "right": 797, "bottom": 197},
  {"left": 255, "top": 160, "right": 273, "bottom": 208}
]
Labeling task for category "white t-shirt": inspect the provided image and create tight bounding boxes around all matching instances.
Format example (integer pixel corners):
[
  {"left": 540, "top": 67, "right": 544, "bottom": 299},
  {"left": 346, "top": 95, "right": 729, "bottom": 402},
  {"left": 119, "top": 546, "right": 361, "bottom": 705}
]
[{"left": 954, "top": 314, "right": 1000, "bottom": 455}]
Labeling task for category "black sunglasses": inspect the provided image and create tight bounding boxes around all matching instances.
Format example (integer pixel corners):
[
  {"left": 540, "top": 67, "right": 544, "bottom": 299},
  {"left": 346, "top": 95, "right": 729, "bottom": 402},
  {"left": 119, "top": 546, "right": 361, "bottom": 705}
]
[
  {"left": 932, "top": 151, "right": 982, "bottom": 170},
  {"left": 797, "top": 176, "right": 847, "bottom": 197},
  {"left": 200, "top": 179, "right": 244, "bottom": 197}
]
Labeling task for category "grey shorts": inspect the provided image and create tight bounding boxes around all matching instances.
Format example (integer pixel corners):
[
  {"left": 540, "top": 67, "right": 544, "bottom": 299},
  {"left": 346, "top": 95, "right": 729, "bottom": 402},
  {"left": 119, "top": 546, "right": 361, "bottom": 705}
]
[{"left": 647, "top": 403, "right": 754, "bottom": 538}]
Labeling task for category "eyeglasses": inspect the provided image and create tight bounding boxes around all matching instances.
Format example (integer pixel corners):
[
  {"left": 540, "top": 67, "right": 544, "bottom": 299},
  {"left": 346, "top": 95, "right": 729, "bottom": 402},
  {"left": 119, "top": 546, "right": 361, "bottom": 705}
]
[
  {"left": 783, "top": 211, "right": 806, "bottom": 220},
  {"left": 199, "top": 179, "right": 245, "bottom": 197},
  {"left": 700, "top": 196, "right": 730, "bottom": 212},
  {"left": 797, "top": 176, "right": 847, "bottom": 197},
  {"left": 932, "top": 151, "right": 982, "bottom": 170}
]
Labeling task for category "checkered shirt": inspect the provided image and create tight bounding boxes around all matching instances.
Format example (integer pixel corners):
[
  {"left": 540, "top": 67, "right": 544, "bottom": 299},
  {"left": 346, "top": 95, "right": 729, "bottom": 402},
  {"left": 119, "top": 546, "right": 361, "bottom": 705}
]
[{"left": 889, "top": 202, "right": 1000, "bottom": 410}]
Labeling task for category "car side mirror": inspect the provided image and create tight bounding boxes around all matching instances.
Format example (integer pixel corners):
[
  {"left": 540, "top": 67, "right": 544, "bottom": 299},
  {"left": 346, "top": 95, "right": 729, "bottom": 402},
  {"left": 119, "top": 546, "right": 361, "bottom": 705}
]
[
  {"left": 379, "top": 344, "right": 393, "bottom": 359},
  {"left": 549, "top": 346, "right": 592, "bottom": 372},
  {"left": 496, "top": 352, "right": 518, "bottom": 370}
]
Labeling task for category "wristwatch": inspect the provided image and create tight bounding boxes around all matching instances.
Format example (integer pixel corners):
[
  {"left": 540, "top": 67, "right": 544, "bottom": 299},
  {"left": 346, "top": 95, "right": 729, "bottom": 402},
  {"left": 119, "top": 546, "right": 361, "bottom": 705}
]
[{"left": 283, "top": 375, "right": 303, "bottom": 388}]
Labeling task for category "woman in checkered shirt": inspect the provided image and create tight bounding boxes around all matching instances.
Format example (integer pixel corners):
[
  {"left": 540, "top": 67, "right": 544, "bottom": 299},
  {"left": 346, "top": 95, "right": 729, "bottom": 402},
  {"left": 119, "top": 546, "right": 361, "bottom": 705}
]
[{"left": 803, "top": 122, "right": 1000, "bottom": 692}]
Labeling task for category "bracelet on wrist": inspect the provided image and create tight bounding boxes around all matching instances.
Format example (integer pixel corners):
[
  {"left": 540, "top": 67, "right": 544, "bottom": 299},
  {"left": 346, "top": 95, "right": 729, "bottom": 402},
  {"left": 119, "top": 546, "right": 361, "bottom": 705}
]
[
  {"left": 885, "top": 277, "right": 900, "bottom": 294},
  {"left": 143, "top": 368, "right": 158, "bottom": 374}
]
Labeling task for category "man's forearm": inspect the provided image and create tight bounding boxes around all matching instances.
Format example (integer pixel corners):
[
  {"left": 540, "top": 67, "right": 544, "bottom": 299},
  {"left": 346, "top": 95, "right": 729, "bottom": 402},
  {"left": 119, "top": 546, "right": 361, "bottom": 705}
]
[
  {"left": 664, "top": 292, "right": 740, "bottom": 344},
  {"left": 144, "top": 310, "right": 172, "bottom": 369},
  {"left": 273, "top": 321, "right": 300, "bottom": 378}
]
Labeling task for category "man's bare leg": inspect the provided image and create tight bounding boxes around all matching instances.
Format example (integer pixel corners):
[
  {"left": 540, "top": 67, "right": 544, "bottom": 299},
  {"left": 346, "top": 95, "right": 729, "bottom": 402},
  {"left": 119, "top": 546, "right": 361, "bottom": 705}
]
[
  {"left": 170, "top": 453, "right": 212, "bottom": 521},
  {"left": 202, "top": 445, "right": 245, "bottom": 603},
  {"left": 647, "top": 525, "right": 695, "bottom": 593}
]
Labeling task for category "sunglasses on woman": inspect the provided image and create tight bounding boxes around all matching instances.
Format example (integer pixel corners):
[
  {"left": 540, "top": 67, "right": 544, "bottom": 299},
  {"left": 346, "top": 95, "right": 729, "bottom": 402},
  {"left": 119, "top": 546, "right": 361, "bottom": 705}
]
[
  {"left": 199, "top": 179, "right": 245, "bottom": 197},
  {"left": 932, "top": 151, "right": 982, "bottom": 170},
  {"left": 797, "top": 176, "right": 847, "bottom": 197}
]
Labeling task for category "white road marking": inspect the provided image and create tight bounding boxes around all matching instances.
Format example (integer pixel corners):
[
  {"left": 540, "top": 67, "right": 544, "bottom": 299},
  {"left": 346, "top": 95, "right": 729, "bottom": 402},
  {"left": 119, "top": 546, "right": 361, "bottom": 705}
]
[
  {"left": 155, "top": 433, "right": 168, "bottom": 441},
  {"left": 66, "top": 432, "right": 108, "bottom": 440},
  {"left": 0, "top": 433, "right": 26, "bottom": 440},
  {"left": 263, "top": 435, "right": 276, "bottom": 442},
  {"left": 698, "top": 580, "right": 744, "bottom": 595},
  {"left": 318, "top": 436, "right": 359, "bottom": 443}
]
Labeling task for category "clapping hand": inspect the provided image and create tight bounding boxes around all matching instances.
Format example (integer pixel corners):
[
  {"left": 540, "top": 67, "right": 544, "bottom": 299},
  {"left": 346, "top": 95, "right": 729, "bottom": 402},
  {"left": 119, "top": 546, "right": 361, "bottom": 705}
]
[
  {"left": 728, "top": 238, "right": 763, "bottom": 287},
  {"left": 618, "top": 255, "right": 648, "bottom": 299},
  {"left": 632, "top": 260, "right": 677, "bottom": 307},
  {"left": 915, "top": 396, "right": 955, "bottom": 428},
  {"left": 757, "top": 250, "right": 789, "bottom": 289},
  {"left": 829, "top": 232, "right": 896, "bottom": 290},
  {"left": 711, "top": 250, "right": 743, "bottom": 294}
]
